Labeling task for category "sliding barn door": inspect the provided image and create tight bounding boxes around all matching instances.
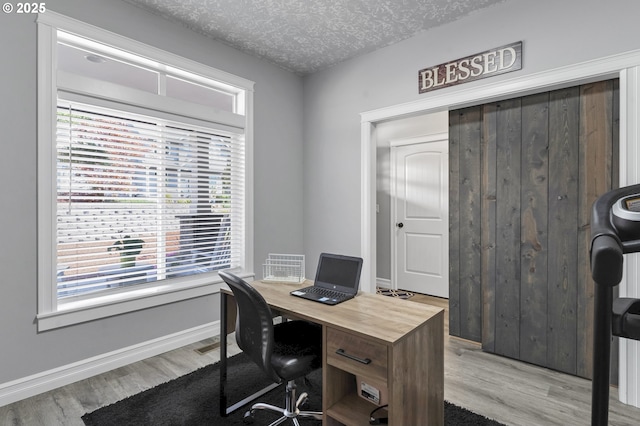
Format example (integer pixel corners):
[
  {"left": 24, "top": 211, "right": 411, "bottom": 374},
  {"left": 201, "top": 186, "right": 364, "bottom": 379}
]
[{"left": 449, "top": 80, "right": 619, "bottom": 378}]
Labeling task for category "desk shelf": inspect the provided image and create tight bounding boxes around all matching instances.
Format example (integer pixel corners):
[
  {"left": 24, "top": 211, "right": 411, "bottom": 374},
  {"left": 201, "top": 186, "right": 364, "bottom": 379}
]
[{"left": 326, "top": 392, "right": 378, "bottom": 426}]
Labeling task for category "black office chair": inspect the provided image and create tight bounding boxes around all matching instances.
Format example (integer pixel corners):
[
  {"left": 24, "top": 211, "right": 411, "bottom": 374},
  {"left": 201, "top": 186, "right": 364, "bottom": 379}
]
[{"left": 218, "top": 271, "right": 323, "bottom": 425}]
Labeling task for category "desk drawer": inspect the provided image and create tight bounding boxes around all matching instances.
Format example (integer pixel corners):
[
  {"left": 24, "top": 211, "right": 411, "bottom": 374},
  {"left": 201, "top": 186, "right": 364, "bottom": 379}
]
[{"left": 326, "top": 328, "right": 388, "bottom": 384}]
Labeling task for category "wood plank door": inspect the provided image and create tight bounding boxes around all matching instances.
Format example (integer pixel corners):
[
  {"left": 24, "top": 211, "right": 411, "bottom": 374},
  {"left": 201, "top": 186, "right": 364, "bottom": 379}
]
[{"left": 448, "top": 80, "right": 619, "bottom": 378}]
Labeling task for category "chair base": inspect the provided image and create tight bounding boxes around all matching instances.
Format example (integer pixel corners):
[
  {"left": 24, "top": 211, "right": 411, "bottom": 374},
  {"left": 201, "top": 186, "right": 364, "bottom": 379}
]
[{"left": 244, "top": 380, "right": 322, "bottom": 426}]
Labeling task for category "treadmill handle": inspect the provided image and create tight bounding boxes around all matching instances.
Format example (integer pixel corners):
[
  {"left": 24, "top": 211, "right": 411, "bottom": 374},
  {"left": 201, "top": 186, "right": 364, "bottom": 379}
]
[{"left": 591, "top": 234, "right": 624, "bottom": 287}]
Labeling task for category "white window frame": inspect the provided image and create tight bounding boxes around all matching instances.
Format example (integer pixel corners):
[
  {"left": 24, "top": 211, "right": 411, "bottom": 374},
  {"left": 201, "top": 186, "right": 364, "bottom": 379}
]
[{"left": 36, "top": 12, "right": 254, "bottom": 331}]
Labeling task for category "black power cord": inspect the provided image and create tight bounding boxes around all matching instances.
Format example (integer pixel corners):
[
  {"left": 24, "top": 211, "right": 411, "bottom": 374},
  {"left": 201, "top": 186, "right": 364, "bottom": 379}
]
[{"left": 369, "top": 404, "right": 389, "bottom": 425}]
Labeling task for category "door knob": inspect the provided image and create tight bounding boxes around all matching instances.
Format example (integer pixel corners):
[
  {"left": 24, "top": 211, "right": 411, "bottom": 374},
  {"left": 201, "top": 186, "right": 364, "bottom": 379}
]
[{"left": 396, "top": 222, "right": 404, "bottom": 228}]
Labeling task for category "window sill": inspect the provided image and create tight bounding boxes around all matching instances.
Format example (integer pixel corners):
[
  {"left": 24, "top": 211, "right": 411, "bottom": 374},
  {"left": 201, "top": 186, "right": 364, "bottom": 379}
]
[{"left": 37, "top": 270, "right": 254, "bottom": 331}]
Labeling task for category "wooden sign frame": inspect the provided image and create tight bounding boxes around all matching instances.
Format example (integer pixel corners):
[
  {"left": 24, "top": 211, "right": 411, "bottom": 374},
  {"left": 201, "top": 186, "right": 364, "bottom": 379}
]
[{"left": 419, "top": 41, "right": 522, "bottom": 94}]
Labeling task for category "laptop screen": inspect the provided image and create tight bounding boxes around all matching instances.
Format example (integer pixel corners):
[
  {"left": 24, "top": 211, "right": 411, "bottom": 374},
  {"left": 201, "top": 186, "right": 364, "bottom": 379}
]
[{"left": 314, "top": 253, "right": 363, "bottom": 293}]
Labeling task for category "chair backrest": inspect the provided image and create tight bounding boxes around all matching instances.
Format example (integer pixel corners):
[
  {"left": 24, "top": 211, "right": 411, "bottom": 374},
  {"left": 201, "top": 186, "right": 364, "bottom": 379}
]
[{"left": 218, "top": 271, "right": 281, "bottom": 383}]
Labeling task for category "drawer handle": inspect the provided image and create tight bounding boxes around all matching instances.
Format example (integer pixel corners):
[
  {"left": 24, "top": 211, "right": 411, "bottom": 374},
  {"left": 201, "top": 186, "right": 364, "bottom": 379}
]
[{"left": 336, "top": 348, "right": 372, "bottom": 364}]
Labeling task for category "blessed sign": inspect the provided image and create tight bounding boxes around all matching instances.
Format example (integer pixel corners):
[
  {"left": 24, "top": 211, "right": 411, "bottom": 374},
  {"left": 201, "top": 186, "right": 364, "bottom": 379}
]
[{"left": 418, "top": 41, "right": 522, "bottom": 94}]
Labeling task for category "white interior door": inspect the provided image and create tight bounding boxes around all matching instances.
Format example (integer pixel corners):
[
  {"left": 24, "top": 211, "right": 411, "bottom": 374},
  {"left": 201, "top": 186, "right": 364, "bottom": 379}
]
[{"left": 392, "top": 139, "right": 448, "bottom": 298}]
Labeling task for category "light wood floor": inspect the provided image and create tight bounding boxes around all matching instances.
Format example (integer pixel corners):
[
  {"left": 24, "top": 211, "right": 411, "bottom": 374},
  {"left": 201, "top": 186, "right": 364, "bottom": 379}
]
[{"left": 2, "top": 294, "right": 639, "bottom": 425}]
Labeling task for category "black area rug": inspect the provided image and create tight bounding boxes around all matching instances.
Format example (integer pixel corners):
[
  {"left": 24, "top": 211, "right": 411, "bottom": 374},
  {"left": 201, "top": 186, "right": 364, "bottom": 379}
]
[{"left": 82, "top": 352, "right": 506, "bottom": 426}]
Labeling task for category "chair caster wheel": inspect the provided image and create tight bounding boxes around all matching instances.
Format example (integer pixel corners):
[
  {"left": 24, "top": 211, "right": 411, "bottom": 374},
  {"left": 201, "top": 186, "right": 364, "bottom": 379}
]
[{"left": 243, "top": 410, "right": 255, "bottom": 424}]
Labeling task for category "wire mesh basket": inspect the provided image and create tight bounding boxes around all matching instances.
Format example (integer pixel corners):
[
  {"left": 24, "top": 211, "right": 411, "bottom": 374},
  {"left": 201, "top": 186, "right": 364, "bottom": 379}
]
[{"left": 262, "top": 253, "right": 305, "bottom": 283}]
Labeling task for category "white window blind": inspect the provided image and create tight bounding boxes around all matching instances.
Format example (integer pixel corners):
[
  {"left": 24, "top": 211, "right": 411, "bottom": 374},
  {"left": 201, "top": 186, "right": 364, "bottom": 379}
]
[{"left": 56, "top": 101, "right": 245, "bottom": 299}]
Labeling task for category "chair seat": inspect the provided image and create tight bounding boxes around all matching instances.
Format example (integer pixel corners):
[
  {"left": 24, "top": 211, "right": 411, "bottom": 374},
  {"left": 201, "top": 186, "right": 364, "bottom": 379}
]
[{"left": 272, "top": 320, "right": 322, "bottom": 381}]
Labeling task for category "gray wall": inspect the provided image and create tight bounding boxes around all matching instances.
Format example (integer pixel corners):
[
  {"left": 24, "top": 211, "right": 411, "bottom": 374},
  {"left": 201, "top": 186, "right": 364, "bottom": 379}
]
[
  {"left": 0, "top": 0, "right": 304, "bottom": 384},
  {"left": 302, "top": 0, "right": 640, "bottom": 281}
]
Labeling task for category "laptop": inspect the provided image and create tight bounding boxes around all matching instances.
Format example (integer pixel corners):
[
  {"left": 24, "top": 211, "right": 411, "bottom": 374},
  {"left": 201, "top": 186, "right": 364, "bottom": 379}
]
[{"left": 290, "top": 253, "right": 363, "bottom": 305}]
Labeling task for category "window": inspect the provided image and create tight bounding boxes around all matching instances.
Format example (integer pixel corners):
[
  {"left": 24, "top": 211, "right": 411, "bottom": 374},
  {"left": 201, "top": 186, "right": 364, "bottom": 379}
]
[{"left": 37, "top": 12, "right": 254, "bottom": 330}]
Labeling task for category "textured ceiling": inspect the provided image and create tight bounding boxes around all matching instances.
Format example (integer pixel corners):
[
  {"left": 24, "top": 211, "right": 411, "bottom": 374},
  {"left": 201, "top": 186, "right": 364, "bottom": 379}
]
[{"left": 123, "top": 0, "right": 508, "bottom": 75}]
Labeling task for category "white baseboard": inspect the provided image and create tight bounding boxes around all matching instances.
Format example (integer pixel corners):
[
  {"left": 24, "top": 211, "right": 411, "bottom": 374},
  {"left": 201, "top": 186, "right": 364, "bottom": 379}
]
[
  {"left": 376, "top": 277, "right": 391, "bottom": 289},
  {"left": 0, "top": 321, "right": 220, "bottom": 408}
]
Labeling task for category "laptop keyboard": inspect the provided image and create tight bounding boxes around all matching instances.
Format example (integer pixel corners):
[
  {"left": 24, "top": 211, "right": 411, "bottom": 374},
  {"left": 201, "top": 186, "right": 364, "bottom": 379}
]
[{"left": 305, "top": 286, "right": 348, "bottom": 300}]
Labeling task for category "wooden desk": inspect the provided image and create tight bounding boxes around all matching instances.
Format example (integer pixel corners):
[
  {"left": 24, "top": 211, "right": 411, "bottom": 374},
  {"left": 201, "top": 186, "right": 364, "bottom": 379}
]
[{"left": 219, "top": 280, "right": 444, "bottom": 425}]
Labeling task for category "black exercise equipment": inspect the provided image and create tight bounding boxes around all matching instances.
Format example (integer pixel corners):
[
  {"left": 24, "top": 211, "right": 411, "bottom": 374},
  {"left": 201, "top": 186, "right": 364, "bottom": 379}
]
[{"left": 590, "top": 183, "right": 640, "bottom": 426}]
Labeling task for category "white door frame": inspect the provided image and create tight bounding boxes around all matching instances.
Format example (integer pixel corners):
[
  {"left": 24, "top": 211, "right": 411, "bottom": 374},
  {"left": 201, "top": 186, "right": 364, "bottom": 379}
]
[
  {"left": 360, "top": 50, "right": 640, "bottom": 407},
  {"left": 389, "top": 133, "right": 448, "bottom": 293}
]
